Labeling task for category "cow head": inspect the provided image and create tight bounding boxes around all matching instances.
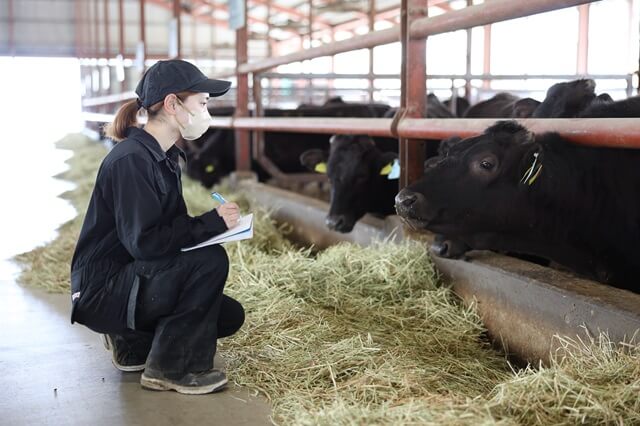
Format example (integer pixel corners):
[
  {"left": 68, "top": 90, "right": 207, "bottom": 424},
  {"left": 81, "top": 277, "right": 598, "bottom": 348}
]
[
  {"left": 532, "top": 79, "right": 596, "bottom": 118},
  {"left": 396, "top": 121, "right": 540, "bottom": 238},
  {"left": 301, "top": 134, "right": 398, "bottom": 233},
  {"left": 511, "top": 97, "right": 541, "bottom": 118},
  {"left": 183, "top": 128, "right": 233, "bottom": 188}
]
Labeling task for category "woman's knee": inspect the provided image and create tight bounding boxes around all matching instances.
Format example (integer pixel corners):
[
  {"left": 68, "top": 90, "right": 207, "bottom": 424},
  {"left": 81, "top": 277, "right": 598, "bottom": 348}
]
[
  {"left": 181, "top": 244, "right": 229, "bottom": 274},
  {"left": 218, "top": 295, "right": 245, "bottom": 338}
]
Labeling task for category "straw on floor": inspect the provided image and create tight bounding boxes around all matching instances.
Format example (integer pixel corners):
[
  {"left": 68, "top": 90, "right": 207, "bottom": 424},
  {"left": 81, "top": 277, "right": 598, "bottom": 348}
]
[{"left": 14, "top": 133, "right": 640, "bottom": 425}]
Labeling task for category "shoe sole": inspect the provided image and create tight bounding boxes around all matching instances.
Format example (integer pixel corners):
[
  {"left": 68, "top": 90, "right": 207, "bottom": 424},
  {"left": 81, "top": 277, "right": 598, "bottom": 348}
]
[
  {"left": 101, "top": 334, "right": 146, "bottom": 373},
  {"left": 140, "top": 375, "right": 228, "bottom": 395}
]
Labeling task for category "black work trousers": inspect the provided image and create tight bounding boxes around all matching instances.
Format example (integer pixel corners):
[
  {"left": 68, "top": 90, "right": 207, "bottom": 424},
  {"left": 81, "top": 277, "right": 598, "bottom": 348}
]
[{"left": 114, "top": 244, "right": 244, "bottom": 378}]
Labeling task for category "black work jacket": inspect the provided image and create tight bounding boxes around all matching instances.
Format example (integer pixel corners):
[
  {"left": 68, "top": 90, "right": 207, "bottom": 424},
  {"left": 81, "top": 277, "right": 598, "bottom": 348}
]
[{"left": 70, "top": 127, "right": 227, "bottom": 331}]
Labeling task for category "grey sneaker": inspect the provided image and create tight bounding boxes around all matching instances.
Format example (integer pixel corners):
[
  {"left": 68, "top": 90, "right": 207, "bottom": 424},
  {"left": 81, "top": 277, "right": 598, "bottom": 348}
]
[
  {"left": 140, "top": 368, "right": 228, "bottom": 395},
  {"left": 101, "top": 334, "right": 147, "bottom": 372}
]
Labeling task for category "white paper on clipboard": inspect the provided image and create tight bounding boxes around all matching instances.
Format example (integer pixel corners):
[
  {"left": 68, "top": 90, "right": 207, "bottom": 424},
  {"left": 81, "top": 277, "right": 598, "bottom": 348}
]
[{"left": 182, "top": 214, "right": 253, "bottom": 252}]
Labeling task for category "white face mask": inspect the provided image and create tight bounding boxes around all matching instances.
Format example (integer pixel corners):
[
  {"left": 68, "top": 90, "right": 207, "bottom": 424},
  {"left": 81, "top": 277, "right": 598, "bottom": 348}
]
[{"left": 175, "top": 99, "right": 211, "bottom": 140}]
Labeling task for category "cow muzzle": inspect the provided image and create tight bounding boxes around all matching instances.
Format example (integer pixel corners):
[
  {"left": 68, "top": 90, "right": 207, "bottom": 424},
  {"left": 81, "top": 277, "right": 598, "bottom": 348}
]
[{"left": 326, "top": 214, "right": 354, "bottom": 233}]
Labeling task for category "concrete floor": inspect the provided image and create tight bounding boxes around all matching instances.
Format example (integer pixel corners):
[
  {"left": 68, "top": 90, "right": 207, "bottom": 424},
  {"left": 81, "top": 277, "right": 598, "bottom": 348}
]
[
  {"left": 0, "top": 60, "right": 272, "bottom": 424},
  {"left": 0, "top": 262, "right": 272, "bottom": 426}
]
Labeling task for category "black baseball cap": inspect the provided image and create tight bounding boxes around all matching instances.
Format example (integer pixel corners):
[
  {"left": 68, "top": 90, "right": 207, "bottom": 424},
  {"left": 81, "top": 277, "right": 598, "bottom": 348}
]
[{"left": 135, "top": 59, "right": 231, "bottom": 109}]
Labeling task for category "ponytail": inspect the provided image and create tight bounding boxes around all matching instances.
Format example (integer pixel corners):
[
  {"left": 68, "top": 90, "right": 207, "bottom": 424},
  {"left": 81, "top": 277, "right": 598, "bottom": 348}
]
[{"left": 104, "top": 99, "right": 140, "bottom": 142}]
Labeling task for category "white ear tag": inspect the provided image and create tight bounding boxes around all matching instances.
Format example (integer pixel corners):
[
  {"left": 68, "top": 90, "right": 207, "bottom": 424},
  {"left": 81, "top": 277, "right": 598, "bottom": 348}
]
[{"left": 387, "top": 159, "right": 400, "bottom": 180}]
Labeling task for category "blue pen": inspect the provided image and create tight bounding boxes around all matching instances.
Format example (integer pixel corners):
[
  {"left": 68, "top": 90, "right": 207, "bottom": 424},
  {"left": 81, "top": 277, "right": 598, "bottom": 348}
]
[
  {"left": 211, "top": 192, "right": 227, "bottom": 204},
  {"left": 212, "top": 192, "right": 242, "bottom": 220}
]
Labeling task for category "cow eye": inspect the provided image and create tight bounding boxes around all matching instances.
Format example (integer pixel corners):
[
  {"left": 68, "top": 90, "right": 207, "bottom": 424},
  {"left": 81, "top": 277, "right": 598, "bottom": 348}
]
[{"left": 480, "top": 160, "right": 494, "bottom": 170}]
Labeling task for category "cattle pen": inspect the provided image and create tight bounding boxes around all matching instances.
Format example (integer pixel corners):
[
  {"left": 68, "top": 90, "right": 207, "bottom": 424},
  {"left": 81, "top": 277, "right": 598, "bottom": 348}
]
[
  {"left": 78, "top": 0, "right": 640, "bottom": 364},
  {"left": 3, "top": 0, "right": 640, "bottom": 424}
]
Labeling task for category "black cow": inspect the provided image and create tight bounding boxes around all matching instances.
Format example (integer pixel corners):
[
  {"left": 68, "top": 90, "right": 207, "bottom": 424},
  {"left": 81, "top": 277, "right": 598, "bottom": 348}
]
[
  {"left": 301, "top": 94, "right": 459, "bottom": 233},
  {"left": 301, "top": 134, "right": 398, "bottom": 233},
  {"left": 395, "top": 120, "right": 640, "bottom": 291},
  {"left": 464, "top": 93, "right": 540, "bottom": 118},
  {"left": 183, "top": 102, "right": 392, "bottom": 187},
  {"left": 579, "top": 95, "right": 640, "bottom": 117},
  {"left": 532, "top": 79, "right": 599, "bottom": 118},
  {"left": 444, "top": 96, "right": 471, "bottom": 118}
]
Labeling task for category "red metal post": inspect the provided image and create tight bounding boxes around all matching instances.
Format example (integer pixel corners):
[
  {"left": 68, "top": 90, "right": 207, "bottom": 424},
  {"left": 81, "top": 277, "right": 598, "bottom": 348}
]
[
  {"left": 173, "top": 0, "right": 182, "bottom": 58},
  {"left": 576, "top": 4, "right": 590, "bottom": 74},
  {"left": 399, "top": 0, "right": 427, "bottom": 189},
  {"left": 235, "top": 0, "right": 251, "bottom": 172}
]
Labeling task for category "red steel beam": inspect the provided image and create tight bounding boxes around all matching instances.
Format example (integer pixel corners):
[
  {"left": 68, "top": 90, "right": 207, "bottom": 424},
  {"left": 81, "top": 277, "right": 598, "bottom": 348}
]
[
  {"left": 220, "top": 117, "right": 640, "bottom": 149},
  {"left": 238, "top": 27, "right": 399, "bottom": 73},
  {"left": 82, "top": 113, "right": 640, "bottom": 149},
  {"left": 250, "top": 0, "right": 332, "bottom": 29},
  {"left": 231, "top": 117, "right": 394, "bottom": 137},
  {"left": 398, "top": 118, "right": 640, "bottom": 148}
]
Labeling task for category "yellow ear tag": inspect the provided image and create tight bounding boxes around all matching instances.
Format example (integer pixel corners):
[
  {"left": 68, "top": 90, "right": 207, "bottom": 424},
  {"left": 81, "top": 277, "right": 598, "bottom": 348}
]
[
  {"left": 380, "top": 163, "right": 393, "bottom": 176},
  {"left": 314, "top": 162, "right": 327, "bottom": 173},
  {"left": 205, "top": 164, "right": 215, "bottom": 173}
]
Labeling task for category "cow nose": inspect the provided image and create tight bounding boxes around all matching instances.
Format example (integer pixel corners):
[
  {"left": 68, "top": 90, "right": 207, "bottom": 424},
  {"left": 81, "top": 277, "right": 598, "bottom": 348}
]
[
  {"left": 395, "top": 189, "right": 418, "bottom": 207},
  {"left": 326, "top": 215, "right": 345, "bottom": 230}
]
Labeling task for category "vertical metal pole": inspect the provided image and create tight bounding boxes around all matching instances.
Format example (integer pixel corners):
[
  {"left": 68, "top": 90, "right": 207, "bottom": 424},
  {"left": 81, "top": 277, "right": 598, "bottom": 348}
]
[
  {"left": 192, "top": 13, "right": 197, "bottom": 58},
  {"left": 464, "top": 0, "right": 472, "bottom": 100},
  {"left": 118, "top": 0, "right": 126, "bottom": 92},
  {"left": 94, "top": 0, "right": 100, "bottom": 59},
  {"left": 235, "top": 0, "right": 251, "bottom": 172},
  {"left": 399, "top": 0, "right": 426, "bottom": 189},
  {"left": 576, "top": 4, "right": 589, "bottom": 74},
  {"left": 75, "top": 0, "right": 82, "bottom": 58},
  {"left": 104, "top": 0, "right": 110, "bottom": 60},
  {"left": 266, "top": 0, "right": 272, "bottom": 105},
  {"left": 368, "top": 0, "right": 376, "bottom": 102},
  {"left": 307, "top": 0, "right": 314, "bottom": 103},
  {"left": 140, "top": 0, "right": 147, "bottom": 72},
  {"left": 8, "top": 0, "right": 15, "bottom": 56},
  {"left": 482, "top": 24, "right": 491, "bottom": 93},
  {"left": 252, "top": 74, "right": 264, "bottom": 163},
  {"left": 173, "top": 0, "right": 182, "bottom": 58}
]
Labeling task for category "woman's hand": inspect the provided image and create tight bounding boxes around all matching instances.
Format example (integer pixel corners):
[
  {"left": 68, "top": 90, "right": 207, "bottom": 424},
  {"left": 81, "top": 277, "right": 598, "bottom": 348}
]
[{"left": 216, "top": 202, "right": 240, "bottom": 229}]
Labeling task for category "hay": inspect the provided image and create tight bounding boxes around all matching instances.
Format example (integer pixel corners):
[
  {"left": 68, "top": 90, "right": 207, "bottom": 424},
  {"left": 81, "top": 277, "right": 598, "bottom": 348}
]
[{"left": 13, "top": 133, "right": 640, "bottom": 425}]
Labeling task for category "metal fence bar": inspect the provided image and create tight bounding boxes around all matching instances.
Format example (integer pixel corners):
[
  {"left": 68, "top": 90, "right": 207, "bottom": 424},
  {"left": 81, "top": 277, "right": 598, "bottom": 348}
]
[
  {"left": 410, "top": 0, "right": 599, "bottom": 39},
  {"left": 237, "top": 0, "right": 600, "bottom": 75},
  {"left": 81, "top": 113, "right": 640, "bottom": 149}
]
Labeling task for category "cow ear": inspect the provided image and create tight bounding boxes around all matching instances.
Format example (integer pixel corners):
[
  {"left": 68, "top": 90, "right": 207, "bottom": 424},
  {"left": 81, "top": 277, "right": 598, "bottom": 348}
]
[
  {"left": 300, "top": 149, "right": 329, "bottom": 173},
  {"left": 378, "top": 152, "right": 399, "bottom": 179},
  {"left": 512, "top": 98, "right": 540, "bottom": 118},
  {"left": 438, "top": 136, "right": 462, "bottom": 156},
  {"left": 581, "top": 78, "right": 596, "bottom": 93}
]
